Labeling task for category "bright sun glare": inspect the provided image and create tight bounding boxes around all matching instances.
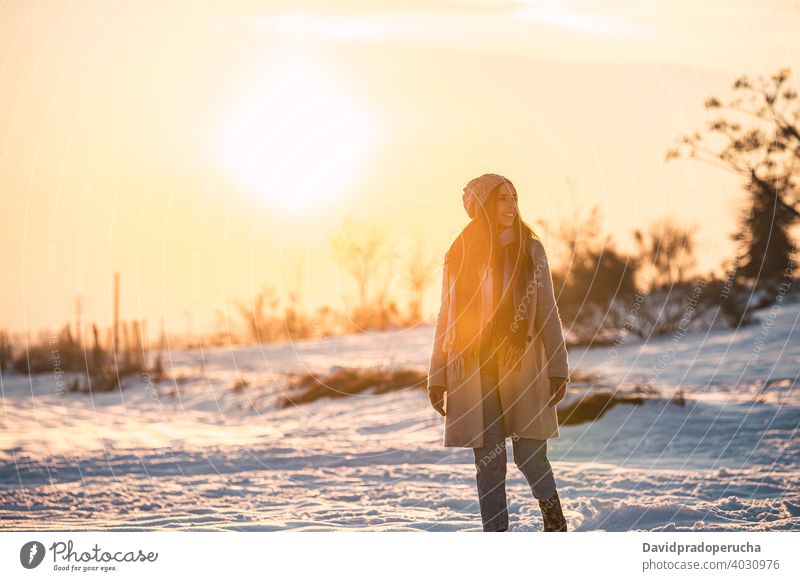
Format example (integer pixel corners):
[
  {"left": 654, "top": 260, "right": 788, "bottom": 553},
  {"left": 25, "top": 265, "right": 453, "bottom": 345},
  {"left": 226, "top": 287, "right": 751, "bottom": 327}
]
[{"left": 219, "top": 51, "right": 376, "bottom": 212}]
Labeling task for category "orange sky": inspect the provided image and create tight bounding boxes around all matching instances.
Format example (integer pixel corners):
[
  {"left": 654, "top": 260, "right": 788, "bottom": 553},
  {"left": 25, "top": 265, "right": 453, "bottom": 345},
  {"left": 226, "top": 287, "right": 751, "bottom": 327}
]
[{"left": 2, "top": 0, "right": 799, "bottom": 336}]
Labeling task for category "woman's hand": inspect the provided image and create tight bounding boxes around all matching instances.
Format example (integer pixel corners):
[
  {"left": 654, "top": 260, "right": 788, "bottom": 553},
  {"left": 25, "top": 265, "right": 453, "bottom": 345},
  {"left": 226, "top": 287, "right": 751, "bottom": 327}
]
[
  {"left": 548, "top": 377, "right": 568, "bottom": 407},
  {"left": 428, "top": 385, "right": 446, "bottom": 416}
]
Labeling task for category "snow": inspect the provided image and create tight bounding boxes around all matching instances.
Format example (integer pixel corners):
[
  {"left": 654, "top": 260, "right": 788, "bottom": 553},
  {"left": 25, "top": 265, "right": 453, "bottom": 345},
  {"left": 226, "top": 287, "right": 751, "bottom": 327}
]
[{"left": 1, "top": 302, "right": 798, "bottom": 531}]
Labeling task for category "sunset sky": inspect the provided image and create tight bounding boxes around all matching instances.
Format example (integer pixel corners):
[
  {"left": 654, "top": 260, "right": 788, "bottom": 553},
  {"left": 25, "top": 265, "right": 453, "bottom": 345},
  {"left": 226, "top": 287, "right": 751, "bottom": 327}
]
[{"left": 2, "top": 0, "right": 799, "bottom": 336}]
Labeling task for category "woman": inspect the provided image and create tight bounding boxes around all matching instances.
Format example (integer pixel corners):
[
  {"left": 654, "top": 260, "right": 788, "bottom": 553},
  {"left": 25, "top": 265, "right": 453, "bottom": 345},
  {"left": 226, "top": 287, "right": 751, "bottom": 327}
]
[{"left": 427, "top": 173, "right": 570, "bottom": 532}]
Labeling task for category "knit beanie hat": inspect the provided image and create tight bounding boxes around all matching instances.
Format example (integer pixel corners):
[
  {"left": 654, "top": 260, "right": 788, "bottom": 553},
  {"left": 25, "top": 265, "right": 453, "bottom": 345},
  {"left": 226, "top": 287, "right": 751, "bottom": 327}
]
[{"left": 462, "top": 173, "right": 517, "bottom": 219}]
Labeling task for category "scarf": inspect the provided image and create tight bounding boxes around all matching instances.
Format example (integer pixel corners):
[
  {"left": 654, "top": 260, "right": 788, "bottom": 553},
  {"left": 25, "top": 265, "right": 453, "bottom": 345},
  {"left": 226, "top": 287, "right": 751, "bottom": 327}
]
[{"left": 445, "top": 227, "right": 532, "bottom": 381}]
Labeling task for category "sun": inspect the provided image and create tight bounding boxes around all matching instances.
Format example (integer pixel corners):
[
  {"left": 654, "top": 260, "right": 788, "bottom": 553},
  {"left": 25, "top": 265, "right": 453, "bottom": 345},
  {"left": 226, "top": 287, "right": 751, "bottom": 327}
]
[{"left": 218, "top": 51, "right": 376, "bottom": 212}]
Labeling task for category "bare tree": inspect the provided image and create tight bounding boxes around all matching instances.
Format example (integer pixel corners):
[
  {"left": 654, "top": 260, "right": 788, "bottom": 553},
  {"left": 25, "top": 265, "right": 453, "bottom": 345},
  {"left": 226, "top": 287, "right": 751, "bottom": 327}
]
[
  {"left": 402, "top": 238, "right": 437, "bottom": 324},
  {"left": 633, "top": 217, "right": 698, "bottom": 289},
  {"left": 283, "top": 252, "right": 314, "bottom": 339},
  {"left": 330, "top": 215, "right": 395, "bottom": 329},
  {"left": 550, "top": 205, "right": 639, "bottom": 345},
  {"left": 668, "top": 68, "right": 799, "bottom": 295}
]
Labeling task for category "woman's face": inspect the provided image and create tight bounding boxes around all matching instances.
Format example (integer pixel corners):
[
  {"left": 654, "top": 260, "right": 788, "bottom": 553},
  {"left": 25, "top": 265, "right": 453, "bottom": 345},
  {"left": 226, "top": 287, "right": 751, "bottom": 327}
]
[{"left": 494, "top": 183, "right": 518, "bottom": 229}]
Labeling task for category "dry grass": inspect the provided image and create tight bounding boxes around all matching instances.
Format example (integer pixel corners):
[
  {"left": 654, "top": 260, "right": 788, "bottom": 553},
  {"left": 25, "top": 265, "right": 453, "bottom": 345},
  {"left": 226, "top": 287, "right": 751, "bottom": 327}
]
[
  {"left": 279, "top": 366, "right": 427, "bottom": 408},
  {"left": 557, "top": 391, "right": 645, "bottom": 426}
]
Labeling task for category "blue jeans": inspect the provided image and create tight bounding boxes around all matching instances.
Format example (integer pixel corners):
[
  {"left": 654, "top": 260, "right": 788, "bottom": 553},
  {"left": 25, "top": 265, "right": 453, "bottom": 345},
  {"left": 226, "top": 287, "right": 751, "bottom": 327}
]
[{"left": 472, "top": 342, "right": 558, "bottom": 531}]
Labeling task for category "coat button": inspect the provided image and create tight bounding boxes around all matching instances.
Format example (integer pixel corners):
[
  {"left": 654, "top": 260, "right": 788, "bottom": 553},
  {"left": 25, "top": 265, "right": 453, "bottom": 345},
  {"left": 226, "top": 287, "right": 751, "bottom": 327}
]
[{"left": 526, "top": 335, "right": 532, "bottom": 342}]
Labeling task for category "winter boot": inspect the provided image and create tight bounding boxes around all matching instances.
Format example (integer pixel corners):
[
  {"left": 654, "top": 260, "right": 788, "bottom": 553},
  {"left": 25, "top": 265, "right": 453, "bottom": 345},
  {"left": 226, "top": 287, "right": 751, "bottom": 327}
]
[{"left": 538, "top": 490, "right": 568, "bottom": 532}]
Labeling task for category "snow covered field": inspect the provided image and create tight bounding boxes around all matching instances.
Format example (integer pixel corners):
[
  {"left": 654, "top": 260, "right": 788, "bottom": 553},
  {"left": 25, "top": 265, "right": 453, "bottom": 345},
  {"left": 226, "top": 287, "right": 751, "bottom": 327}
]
[{"left": 1, "top": 302, "right": 798, "bottom": 531}]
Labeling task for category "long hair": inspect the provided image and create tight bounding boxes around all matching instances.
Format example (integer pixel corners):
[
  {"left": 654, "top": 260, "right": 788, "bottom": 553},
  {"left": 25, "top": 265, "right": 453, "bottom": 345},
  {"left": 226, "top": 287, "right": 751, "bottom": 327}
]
[{"left": 445, "top": 183, "right": 539, "bottom": 365}]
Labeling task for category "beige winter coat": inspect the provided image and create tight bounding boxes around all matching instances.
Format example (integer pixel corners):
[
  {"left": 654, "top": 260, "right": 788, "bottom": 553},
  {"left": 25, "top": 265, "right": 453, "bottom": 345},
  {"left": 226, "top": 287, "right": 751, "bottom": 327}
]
[{"left": 427, "top": 237, "right": 570, "bottom": 448}]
